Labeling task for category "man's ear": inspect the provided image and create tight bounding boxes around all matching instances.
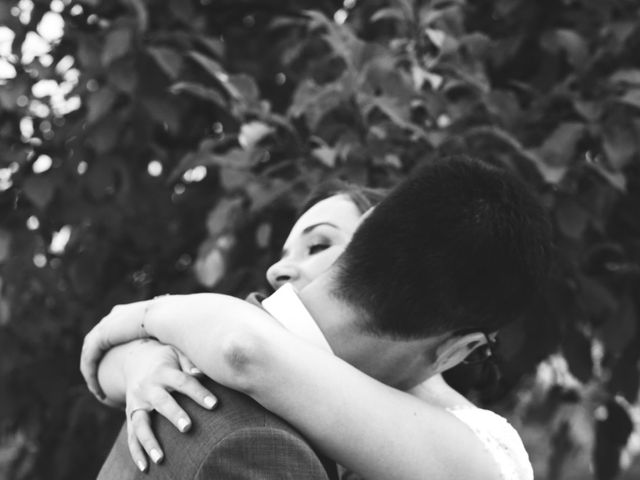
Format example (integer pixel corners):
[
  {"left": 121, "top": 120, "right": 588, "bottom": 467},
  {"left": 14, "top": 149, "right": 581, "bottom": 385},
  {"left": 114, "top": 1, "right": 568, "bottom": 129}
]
[{"left": 433, "top": 332, "right": 487, "bottom": 373}]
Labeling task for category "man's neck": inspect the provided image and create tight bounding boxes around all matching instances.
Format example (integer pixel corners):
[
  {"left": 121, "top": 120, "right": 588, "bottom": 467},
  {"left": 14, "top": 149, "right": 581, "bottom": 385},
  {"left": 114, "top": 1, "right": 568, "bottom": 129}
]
[
  {"left": 297, "top": 273, "right": 362, "bottom": 362},
  {"left": 298, "top": 274, "right": 407, "bottom": 387},
  {"left": 297, "top": 272, "right": 443, "bottom": 390}
]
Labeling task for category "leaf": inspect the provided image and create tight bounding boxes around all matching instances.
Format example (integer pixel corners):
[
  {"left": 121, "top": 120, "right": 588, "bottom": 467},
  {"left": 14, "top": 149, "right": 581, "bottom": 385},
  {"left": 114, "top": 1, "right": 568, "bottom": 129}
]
[
  {"left": 617, "top": 89, "right": 640, "bottom": 110},
  {"left": 585, "top": 160, "right": 627, "bottom": 192},
  {"left": 206, "top": 197, "right": 245, "bottom": 236},
  {"left": 196, "top": 36, "right": 225, "bottom": 58},
  {"left": 238, "top": 122, "right": 274, "bottom": 150},
  {"left": 0, "top": 296, "right": 10, "bottom": 327},
  {"left": 220, "top": 167, "right": 250, "bottom": 190},
  {"left": 188, "top": 51, "right": 242, "bottom": 100},
  {"left": 304, "top": 9, "right": 363, "bottom": 66},
  {"left": 169, "top": 147, "right": 253, "bottom": 181},
  {"left": 141, "top": 96, "right": 181, "bottom": 134},
  {"left": 554, "top": 29, "right": 589, "bottom": 67},
  {"left": 194, "top": 240, "right": 227, "bottom": 288},
  {"left": 101, "top": 28, "right": 133, "bottom": 66},
  {"left": 364, "top": 95, "right": 410, "bottom": 125},
  {"left": 602, "top": 119, "right": 637, "bottom": 170},
  {"left": 425, "top": 28, "right": 447, "bottom": 49},
  {"left": 188, "top": 51, "right": 226, "bottom": 79},
  {"left": 361, "top": 50, "right": 413, "bottom": 101},
  {"left": 609, "top": 69, "right": 640, "bottom": 85},
  {"left": 312, "top": 145, "right": 337, "bottom": 167},
  {"left": 23, "top": 175, "right": 55, "bottom": 209},
  {"left": 608, "top": 20, "right": 636, "bottom": 44},
  {"left": 371, "top": 7, "right": 407, "bottom": 23},
  {"left": 539, "top": 122, "right": 585, "bottom": 166},
  {"left": 125, "top": 0, "right": 148, "bottom": 31},
  {"left": 107, "top": 61, "right": 138, "bottom": 94},
  {"left": 147, "top": 47, "right": 183, "bottom": 79},
  {"left": 228, "top": 74, "right": 260, "bottom": 104},
  {"left": 86, "top": 87, "right": 117, "bottom": 124},
  {"left": 169, "top": 82, "right": 227, "bottom": 108},
  {"left": 255, "top": 222, "right": 272, "bottom": 248},
  {"left": 572, "top": 100, "right": 603, "bottom": 121},
  {"left": 289, "top": 80, "right": 345, "bottom": 129},
  {"left": 0, "top": 229, "right": 11, "bottom": 262},
  {"left": 461, "top": 32, "right": 492, "bottom": 59},
  {"left": 206, "top": 148, "right": 255, "bottom": 169}
]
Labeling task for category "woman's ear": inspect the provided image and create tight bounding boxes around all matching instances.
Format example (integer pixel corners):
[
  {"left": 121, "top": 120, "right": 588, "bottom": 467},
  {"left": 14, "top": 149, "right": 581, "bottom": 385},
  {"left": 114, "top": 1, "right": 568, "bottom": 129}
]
[{"left": 433, "top": 332, "right": 487, "bottom": 373}]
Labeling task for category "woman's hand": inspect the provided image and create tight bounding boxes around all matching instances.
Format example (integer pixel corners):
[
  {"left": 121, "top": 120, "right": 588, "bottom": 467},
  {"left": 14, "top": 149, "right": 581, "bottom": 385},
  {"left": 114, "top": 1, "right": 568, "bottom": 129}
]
[
  {"left": 120, "top": 340, "right": 218, "bottom": 472},
  {"left": 80, "top": 300, "right": 153, "bottom": 399}
]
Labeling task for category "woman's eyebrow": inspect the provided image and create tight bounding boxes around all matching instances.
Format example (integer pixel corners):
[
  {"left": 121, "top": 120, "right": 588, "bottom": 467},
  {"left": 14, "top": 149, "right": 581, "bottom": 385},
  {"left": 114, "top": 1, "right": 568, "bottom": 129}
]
[
  {"left": 279, "top": 222, "right": 340, "bottom": 257},
  {"left": 302, "top": 222, "right": 339, "bottom": 234}
]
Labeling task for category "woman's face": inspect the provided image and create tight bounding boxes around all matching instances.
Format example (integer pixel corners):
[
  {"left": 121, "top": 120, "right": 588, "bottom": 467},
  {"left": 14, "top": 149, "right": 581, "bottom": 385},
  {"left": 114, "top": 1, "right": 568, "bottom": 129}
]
[{"left": 266, "top": 195, "right": 364, "bottom": 291}]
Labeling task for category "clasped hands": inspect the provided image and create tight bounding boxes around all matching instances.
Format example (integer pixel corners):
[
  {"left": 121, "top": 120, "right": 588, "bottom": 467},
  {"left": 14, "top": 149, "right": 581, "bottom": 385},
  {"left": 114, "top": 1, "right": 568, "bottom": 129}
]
[{"left": 80, "top": 300, "right": 217, "bottom": 472}]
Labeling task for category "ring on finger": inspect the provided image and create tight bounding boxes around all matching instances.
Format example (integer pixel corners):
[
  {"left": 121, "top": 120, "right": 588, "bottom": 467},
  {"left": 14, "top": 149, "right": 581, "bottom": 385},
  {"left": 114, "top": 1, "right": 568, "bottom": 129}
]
[{"left": 128, "top": 406, "right": 152, "bottom": 421}]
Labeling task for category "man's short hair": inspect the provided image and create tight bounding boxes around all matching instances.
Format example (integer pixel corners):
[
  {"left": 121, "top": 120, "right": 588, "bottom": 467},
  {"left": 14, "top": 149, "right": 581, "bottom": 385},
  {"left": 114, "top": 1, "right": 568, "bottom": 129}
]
[{"left": 332, "top": 155, "right": 552, "bottom": 338}]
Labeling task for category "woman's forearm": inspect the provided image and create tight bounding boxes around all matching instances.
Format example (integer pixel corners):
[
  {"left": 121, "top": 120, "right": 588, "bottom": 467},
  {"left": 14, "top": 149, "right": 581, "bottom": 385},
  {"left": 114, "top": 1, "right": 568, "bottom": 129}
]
[
  {"left": 96, "top": 342, "right": 135, "bottom": 408},
  {"left": 136, "top": 294, "right": 502, "bottom": 480},
  {"left": 143, "top": 294, "right": 286, "bottom": 393}
]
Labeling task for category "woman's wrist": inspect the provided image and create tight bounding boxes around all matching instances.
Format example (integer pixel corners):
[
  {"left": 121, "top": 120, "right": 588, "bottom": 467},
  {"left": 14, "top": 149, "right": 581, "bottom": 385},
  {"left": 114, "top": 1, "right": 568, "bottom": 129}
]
[{"left": 141, "top": 297, "right": 166, "bottom": 340}]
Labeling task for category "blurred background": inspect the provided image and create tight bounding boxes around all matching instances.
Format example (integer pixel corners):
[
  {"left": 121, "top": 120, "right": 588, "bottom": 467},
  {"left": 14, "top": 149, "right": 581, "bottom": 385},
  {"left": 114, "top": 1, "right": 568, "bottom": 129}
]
[{"left": 1, "top": 0, "right": 639, "bottom": 479}]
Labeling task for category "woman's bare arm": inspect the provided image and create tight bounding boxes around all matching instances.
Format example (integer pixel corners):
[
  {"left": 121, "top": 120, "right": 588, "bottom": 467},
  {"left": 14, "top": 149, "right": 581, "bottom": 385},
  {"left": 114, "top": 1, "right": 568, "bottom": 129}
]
[{"left": 83, "top": 294, "right": 506, "bottom": 480}]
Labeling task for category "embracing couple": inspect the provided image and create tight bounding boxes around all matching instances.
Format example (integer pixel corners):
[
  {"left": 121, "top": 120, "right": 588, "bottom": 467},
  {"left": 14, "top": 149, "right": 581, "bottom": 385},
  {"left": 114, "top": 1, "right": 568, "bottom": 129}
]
[{"left": 81, "top": 155, "right": 551, "bottom": 480}]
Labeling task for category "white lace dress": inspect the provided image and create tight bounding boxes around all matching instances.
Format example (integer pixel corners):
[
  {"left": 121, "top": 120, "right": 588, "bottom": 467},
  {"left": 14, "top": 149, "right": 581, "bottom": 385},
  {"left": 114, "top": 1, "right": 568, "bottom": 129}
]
[{"left": 446, "top": 406, "right": 534, "bottom": 480}]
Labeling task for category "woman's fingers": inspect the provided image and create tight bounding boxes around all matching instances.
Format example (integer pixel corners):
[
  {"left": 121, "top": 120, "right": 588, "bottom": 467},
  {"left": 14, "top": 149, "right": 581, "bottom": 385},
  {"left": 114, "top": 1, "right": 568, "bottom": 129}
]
[
  {"left": 164, "top": 369, "right": 218, "bottom": 411},
  {"left": 129, "top": 409, "right": 164, "bottom": 465},
  {"left": 148, "top": 388, "right": 193, "bottom": 433},
  {"left": 80, "top": 327, "right": 107, "bottom": 400},
  {"left": 175, "top": 349, "right": 202, "bottom": 377},
  {"left": 126, "top": 422, "right": 149, "bottom": 472},
  {"left": 143, "top": 370, "right": 218, "bottom": 433}
]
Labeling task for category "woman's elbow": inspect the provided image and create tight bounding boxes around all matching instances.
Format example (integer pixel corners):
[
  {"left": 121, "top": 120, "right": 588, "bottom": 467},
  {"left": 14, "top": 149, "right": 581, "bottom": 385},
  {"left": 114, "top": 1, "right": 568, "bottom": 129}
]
[{"left": 220, "top": 330, "right": 264, "bottom": 393}]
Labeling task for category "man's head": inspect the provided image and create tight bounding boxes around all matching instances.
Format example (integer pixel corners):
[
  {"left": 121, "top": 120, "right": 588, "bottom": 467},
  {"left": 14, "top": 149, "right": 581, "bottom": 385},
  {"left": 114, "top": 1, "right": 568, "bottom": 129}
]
[{"left": 324, "top": 155, "right": 551, "bottom": 386}]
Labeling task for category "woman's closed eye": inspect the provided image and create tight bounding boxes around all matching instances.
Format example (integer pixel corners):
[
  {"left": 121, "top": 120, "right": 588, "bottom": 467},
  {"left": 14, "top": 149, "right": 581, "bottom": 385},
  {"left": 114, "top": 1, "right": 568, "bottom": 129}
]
[{"left": 308, "top": 243, "right": 331, "bottom": 255}]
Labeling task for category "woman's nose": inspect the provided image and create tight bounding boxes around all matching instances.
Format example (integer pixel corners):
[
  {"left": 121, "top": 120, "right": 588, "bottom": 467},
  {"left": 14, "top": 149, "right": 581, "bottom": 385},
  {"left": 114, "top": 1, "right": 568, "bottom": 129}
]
[{"left": 266, "top": 260, "right": 300, "bottom": 289}]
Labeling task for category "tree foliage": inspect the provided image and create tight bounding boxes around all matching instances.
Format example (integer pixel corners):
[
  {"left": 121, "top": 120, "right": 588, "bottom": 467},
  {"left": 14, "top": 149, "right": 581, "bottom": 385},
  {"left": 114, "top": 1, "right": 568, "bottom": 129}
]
[{"left": 1, "top": 1, "right": 639, "bottom": 478}]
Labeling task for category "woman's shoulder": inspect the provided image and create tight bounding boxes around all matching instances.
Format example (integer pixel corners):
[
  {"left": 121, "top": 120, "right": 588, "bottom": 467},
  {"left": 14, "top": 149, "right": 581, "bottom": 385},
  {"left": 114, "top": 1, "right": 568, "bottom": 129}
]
[{"left": 445, "top": 406, "right": 533, "bottom": 480}]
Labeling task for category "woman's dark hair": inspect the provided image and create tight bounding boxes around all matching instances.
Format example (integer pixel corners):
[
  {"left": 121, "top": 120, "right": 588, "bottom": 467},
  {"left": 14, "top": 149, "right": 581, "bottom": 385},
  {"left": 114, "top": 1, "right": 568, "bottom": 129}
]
[{"left": 299, "top": 180, "right": 388, "bottom": 216}]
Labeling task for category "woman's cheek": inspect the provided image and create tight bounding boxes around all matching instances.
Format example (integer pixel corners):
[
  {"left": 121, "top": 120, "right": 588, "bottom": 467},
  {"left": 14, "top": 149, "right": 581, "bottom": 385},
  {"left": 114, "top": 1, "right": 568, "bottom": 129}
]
[{"left": 314, "top": 248, "right": 346, "bottom": 274}]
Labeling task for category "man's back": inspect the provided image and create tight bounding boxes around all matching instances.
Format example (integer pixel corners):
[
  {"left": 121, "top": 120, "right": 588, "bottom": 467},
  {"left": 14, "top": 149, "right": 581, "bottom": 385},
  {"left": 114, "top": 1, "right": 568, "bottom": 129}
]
[{"left": 98, "top": 378, "right": 335, "bottom": 480}]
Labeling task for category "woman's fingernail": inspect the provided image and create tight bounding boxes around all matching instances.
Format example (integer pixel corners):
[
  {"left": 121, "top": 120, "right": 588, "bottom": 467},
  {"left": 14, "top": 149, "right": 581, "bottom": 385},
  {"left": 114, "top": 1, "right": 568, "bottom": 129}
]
[
  {"left": 190, "top": 367, "right": 202, "bottom": 376},
  {"left": 137, "top": 460, "right": 147, "bottom": 472},
  {"left": 204, "top": 395, "right": 217, "bottom": 409},
  {"left": 178, "top": 418, "right": 190, "bottom": 432},
  {"left": 150, "top": 449, "right": 162, "bottom": 464}
]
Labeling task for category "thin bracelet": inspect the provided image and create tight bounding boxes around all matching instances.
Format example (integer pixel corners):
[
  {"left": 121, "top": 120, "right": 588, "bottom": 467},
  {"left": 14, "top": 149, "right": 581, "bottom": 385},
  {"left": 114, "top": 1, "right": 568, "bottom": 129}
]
[
  {"left": 140, "top": 300, "right": 152, "bottom": 337},
  {"left": 141, "top": 294, "right": 169, "bottom": 338}
]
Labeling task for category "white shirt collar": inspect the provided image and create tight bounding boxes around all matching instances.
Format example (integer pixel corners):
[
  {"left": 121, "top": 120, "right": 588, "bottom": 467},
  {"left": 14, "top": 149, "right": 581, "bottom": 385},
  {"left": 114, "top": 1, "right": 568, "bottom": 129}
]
[{"left": 261, "top": 283, "right": 333, "bottom": 353}]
